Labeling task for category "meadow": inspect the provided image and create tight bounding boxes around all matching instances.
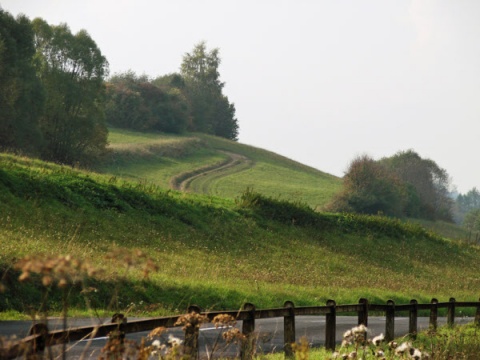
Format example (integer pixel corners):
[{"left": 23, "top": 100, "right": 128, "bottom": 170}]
[
  {"left": 1, "top": 131, "right": 480, "bottom": 359},
  {"left": 1, "top": 143, "right": 479, "bottom": 320}
]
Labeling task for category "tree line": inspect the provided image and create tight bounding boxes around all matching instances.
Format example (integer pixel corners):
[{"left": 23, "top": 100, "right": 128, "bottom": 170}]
[
  {"left": 326, "top": 150, "right": 480, "bottom": 228},
  {"left": 0, "top": 10, "right": 238, "bottom": 166}
]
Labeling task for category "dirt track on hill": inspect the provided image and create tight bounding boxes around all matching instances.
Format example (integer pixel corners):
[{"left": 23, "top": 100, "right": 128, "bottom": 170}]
[{"left": 170, "top": 151, "right": 252, "bottom": 192}]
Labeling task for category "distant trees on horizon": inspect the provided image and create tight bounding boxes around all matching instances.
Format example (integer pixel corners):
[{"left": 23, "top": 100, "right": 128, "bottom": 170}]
[{"left": 0, "top": 9, "right": 239, "bottom": 167}]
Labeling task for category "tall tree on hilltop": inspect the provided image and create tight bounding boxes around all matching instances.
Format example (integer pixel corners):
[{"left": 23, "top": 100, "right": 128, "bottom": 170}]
[
  {"left": 0, "top": 10, "right": 44, "bottom": 154},
  {"left": 32, "top": 18, "right": 109, "bottom": 166},
  {"left": 180, "top": 42, "right": 239, "bottom": 140}
]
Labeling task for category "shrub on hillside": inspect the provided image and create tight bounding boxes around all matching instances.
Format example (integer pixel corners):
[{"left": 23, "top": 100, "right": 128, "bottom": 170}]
[
  {"left": 236, "top": 188, "right": 320, "bottom": 227},
  {"left": 326, "top": 155, "right": 406, "bottom": 217},
  {"left": 327, "top": 151, "right": 454, "bottom": 222}
]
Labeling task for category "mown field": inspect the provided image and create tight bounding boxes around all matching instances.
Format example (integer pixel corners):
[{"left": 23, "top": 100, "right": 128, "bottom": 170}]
[
  {"left": 100, "top": 128, "right": 341, "bottom": 209},
  {"left": 1, "top": 145, "right": 479, "bottom": 321}
]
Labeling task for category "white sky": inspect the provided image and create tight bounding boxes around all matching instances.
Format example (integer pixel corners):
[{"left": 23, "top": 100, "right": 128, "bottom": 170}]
[{"left": 2, "top": 0, "right": 480, "bottom": 193}]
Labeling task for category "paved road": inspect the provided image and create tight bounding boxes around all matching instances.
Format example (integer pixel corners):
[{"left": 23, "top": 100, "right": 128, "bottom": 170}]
[{"left": 0, "top": 316, "right": 472, "bottom": 359}]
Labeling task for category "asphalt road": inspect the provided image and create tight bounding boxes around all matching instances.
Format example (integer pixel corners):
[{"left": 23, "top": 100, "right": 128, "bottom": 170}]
[{"left": 0, "top": 316, "right": 472, "bottom": 359}]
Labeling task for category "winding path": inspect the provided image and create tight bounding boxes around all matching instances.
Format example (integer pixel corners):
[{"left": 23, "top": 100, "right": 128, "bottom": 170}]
[{"left": 170, "top": 151, "right": 253, "bottom": 192}]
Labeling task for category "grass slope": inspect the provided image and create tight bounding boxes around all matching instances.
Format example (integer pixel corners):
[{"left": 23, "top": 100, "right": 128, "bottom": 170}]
[
  {"left": 100, "top": 128, "right": 341, "bottom": 209},
  {"left": 1, "top": 153, "right": 479, "bottom": 319}
]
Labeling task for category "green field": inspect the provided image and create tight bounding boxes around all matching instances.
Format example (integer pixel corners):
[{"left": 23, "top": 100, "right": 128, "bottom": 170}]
[
  {"left": 100, "top": 128, "right": 341, "bottom": 209},
  {"left": 1, "top": 143, "right": 479, "bottom": 321}
]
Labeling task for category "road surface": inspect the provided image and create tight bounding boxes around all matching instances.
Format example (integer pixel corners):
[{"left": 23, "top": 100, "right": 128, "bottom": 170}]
[{"left": 0, "top": 315, "right": 472, "bottom": 359}]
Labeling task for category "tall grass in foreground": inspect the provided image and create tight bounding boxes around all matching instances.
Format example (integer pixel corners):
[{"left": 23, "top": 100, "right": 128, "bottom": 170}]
[
  {"left": 3, "top": 249, "right": 479, "bottom": 360},
  {"left": 263, "top": 324, "right": 480, "bottom": 359}
]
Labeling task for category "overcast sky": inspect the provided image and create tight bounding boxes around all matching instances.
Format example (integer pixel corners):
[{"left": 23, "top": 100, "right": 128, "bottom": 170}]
[{"left": 2, "top": 0, "right": 479, "bottom": 193}]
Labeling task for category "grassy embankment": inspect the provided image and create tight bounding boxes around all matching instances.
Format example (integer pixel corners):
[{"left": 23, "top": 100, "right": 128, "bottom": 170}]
[{"left": 0, "top": 129, "right": 479, "bottom": 321}]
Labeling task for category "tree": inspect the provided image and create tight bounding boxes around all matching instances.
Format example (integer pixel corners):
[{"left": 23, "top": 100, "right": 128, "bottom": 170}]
[
  {"left": 457, "top": 188, "right": 480, "bottom": 214},
  {"left": 381, "top": 150, "right": 453, "bottom": 221},
  {"left": 326, "top": 155, "right": 406, "bottom": 217},
  {"left": 105, "top": 71, "right": 190, "bottom": 133},
  {"left": 0, "top": 10, "right": 44, "bottom": 154},
  {"left": 180, "top": 42, "right": 239, "bottom": 140},
  {"left": 32, "top": 18, "right": 109, "bottom": 165},
  {"left": 327, "top": 150, "right": 454, "bottom": 221},
  {"left": 463, "top": 208, "right": 480, "bottom": 234}
]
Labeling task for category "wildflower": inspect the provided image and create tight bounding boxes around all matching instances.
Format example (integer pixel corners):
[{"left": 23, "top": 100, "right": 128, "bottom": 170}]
[
  {"left": 167, "top": 334, "right": 183, "bottom": 347},
  {"left": 212, "top": 314, "right": 236, "bottom": 328},
  {"left": 174, "top": 312, "right": 209, "bottom": 331},
  {"left": 409, "top": 347, "right": 422, "bottom": 360},
  {"left": 343, "top": 324, "right": 368, "bottom": 345},
  {"left": 152, "top": 339, "right": 161, "bottom": 348},
  {"left": 14, "top": 254, "right": 95, "bottom": 287},
  {"left": 148, "top": 326, "right": 167, "bottom": 339},
  {"left": 374, "top": 349, "right": 385, "bottom": 358},
  {"left": 388, "top": 340, "right": 398, "bottom": 349},
  {"left": 372, "top": 333, "right": 384, "bottom": 346},
  {"left": 352, "top": 325, "right": 367, "bottom": 334},
  {"left": 341, "top": 339, "right": 352, "bottom": 347},
  {"left": 395, "top": 342, "right": 411, "bottom": 356},
  {"left": 348, "top": 350, "right": 357, "bottom": 359},
  {"left": 222, "top": 327, "right": 246, "bottom": 344}
]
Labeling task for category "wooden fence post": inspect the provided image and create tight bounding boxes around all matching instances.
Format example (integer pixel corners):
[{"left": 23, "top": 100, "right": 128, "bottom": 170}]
[
  {"left": 429, "top": 298, "right": 438, "bottom": 330},
  {"left": 475, "top": 297, "right": 480, "bottom": 327},
  {"left": 241, "top": 302, "right": 256, "bottom": 360},
  {"left": 184, "top": 305, "right": 202, "bottom": 359},
  {"left": 409, "top": 299, "right": 418, "bottom": 339},
  {"left": 28, "top": 323, "right": 49, "bottom": 354},
  {"left": 385, "top": 300, "right": 395, "bottom": 342},
  {"left": 358, "top": 298, "right": 368, "bottom": 326},
  {"left": 283, "top": 301, "right": 296, "bottom": 359},
  {"left": 325, "top": 299, "right": 336, "bottom": 351},
  {"left": 447, "top": 298, "right": 456, "bottom": 327}
]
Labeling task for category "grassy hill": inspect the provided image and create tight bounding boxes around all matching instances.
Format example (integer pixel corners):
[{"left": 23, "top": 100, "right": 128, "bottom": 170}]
[
  {"left": 1, "top": 147, "right": 479, "bottom": 319},
  {"left": 100, "top": 128, "right": 341, "bottom": 210}
]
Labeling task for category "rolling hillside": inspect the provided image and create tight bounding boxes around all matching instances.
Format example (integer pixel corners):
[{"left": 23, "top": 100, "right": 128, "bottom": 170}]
[
  {"left": 100, "top": 128, "right": 341, "bottom": 210},
  {"left": 1, "top": 148, "right": 480, "bottom": 320}
]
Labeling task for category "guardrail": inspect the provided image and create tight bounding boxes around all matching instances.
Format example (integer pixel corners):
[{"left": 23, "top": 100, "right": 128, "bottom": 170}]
[{"left": 2, "top": 297, "right": 479, "bottom": 359}]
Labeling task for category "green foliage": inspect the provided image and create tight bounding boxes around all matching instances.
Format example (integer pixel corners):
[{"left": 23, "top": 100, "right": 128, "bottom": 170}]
[
  {"left": 181, "top": 42, "right": 239, "bottom": 140},
  {"left": 414, "top": 323, "right": 480, "bottom": 360},
  {"left": 236, "top": 188, "right": 323, "bottom": 227},
  {"left": 462, "top": 208, "right": 480, "bottom": 234},
  {"left": 328, "top": 151, "right": 454, "bottom": 222},
  {"left": 0, "top": 10, "right": 45, "bottom": 154},
  {"left": 31, "top": 17, "right": 109, "bottom": 166},
  {"left": 105, "top": 71, "right": 190, "bottom": 134},
  {"left": 455, "top": 187, "right": 480, "bottom": 224},
  {"left": 327, "top": 155, "right": 406, "bottom": 217},
  {"left": 382, "top": 149, "right": 453, "bottom": 221}
]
